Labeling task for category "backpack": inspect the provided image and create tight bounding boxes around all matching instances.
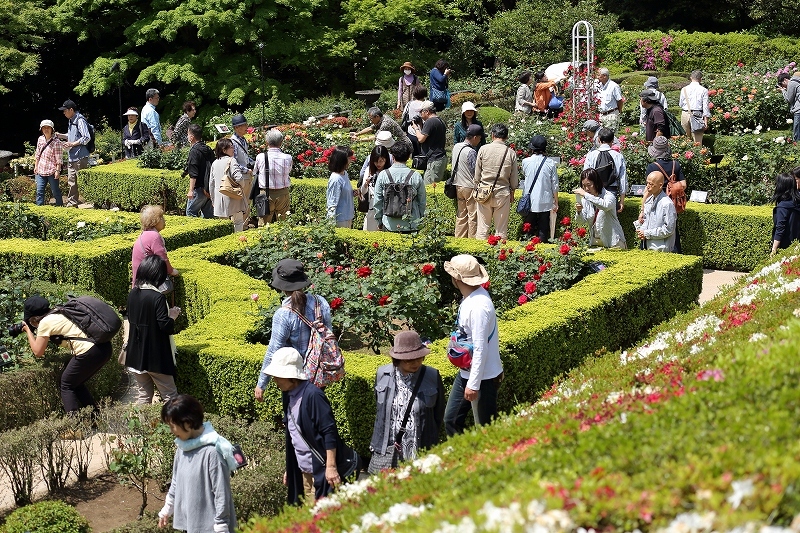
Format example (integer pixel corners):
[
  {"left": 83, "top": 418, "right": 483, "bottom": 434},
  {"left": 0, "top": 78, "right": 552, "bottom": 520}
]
[
  {"left": 593, "top": 150, "right": 617, "bottom": 190},
  {"left": 286, "top": 296, "right": 345, "bottom": 388},
  {"left": 654, "top": 160, "right": 687, "bottom": 214},
  {"left": 50, "top": 296, "right": 122, "bottom": 344},
  {"left": 70, "top": 116, "right": 96, "bottom": 153},
  {"left": 664, "top": 109, "right": 684, "bottom": 137},
  {"left": 382, "top": 169, "right": 416, "bottom": 219}
]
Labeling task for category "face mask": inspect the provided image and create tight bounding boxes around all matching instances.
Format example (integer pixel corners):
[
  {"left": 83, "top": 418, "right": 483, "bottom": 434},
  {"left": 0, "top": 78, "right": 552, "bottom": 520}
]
[{"left": 404, "top": 70, "right": 412, "bottom": 76}]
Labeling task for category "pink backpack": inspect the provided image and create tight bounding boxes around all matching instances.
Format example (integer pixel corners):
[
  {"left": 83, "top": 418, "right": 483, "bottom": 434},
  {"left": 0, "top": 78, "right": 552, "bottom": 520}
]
[{"left": 287, "top": 296, "right": 345, "bottom": 388}]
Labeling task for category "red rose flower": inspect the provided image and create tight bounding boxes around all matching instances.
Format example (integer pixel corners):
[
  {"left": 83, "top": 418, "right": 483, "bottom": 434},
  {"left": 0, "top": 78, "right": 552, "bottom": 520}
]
[
  {"left": 531, "top": 236, "right": 541, "bottom": 245},
  {"left": 525, "top": 243, "right": 534, "bottom": 252},
  {"left": 522, "top": 222, "right": 532, "bottom": 233},
  {"left": 577, "top": 227, "right": 587, "bottom": 238},
  {"left": 533, "top": 273, "right": 541, "bottom": 281},
  {"left": 487, "top": 235, "right": 500, "bottom": 246},
  {"left": 378, "top": 295, "right": 390, "bottom": 306},
  {"left": 539, "top": 264, "right": 548, "bottom": 274},
  {"left": 498, "top": 253, "right": 508, "bottom": 261},
  {"left": 325, "top": 267, "right": 335, "bottom": 275},
  {"left": 372, "top": 242, "right": 379, "bottom": 249},
  {"left": 518, "top": 294, "right": 528, "bottom": 305},
  {"left": 562, "top": 231, "right": 572, "bottom": 241},
  {"left": 482, "top": 281, "right": 491, "bottom": 290},
  {"left": 517, "top": 271, "right": 526, "bottom": 280},
  {"left": 524, "top": 281, "right": 537, "bottom": 294},
  {"left": 560, "top": 216, "right": 571, "bottom": 226},
  {"left": 357, "top": 266, "right": 372, "bottom": 278},
  {"left": 330, "top": 297, "right": 344, "bottom": 310},
  {"left": 336, "top": 265, "right": 343, "bottom": 271},
  {"left": 421, "top": 263, "right": 435, "bottom": 275},
  {"left": 559, "top": 244, "right": 571, "bottom": 255},
  {"left": 366, "top": 293, "right": 374, "bottom": 300}
]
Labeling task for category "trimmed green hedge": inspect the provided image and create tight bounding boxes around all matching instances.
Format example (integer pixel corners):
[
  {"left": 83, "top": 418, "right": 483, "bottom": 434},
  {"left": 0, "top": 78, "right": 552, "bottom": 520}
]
[
  {"left": 78, "top": 165, "right": 773, "bottom": 271},
  {"left": 78, "top": 160, "right": 189, "bottom": 212},
  {"left": 0, "top": 208, "right": 232, "bottom": 305},
  {"left": 600, "top": 31, "right": 800, "bottom": 73},
  {"left": 167, "top": 229, "right": 702, "bottom": 456}
]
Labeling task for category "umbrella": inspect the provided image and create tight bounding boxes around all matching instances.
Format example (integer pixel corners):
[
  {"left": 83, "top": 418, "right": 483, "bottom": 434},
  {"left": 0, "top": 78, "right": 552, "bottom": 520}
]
[{"left": 544, "top": 62, "right": 572, "bottom": 82}]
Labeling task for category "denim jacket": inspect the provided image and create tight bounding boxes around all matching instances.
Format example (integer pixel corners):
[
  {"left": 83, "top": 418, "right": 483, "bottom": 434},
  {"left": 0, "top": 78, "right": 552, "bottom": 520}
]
[{"left": 369, "top": 363, "right": 444, "bottom": 455}]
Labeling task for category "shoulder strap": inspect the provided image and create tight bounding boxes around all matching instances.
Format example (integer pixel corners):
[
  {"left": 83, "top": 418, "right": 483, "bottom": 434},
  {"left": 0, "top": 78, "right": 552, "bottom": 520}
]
[
  {"left": 653, "top": 161, "right": 674, "bottom": 182},
  {"left": 452, "top": 145, "right": 464, "bottom": 176},
  {"left": 36, "top": 138, "right": 56, "bottom": 159},
  {"left": 386, "top": 169, "right": 395, "bottom": 185},
  {"left": 286, "top": 402, "right": 326, "bottom": 465},
  {"left": 404, "top": 169, "right": 415, "bottom": 185},
  {"left": 525, "top": 157, "right": 548, "bottom": 195},
  {"left": 394, "top": 366, "right": 427, "bottom": 448},
  {"left": 232, "top": 135, "right": 247, "bottom": 153},
  {"left": 490, "top": 147, "right": 510, "bottom": 189}
]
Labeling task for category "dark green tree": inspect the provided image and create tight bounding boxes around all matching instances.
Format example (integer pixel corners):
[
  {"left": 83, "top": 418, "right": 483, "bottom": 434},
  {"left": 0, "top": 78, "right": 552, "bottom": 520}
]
[{"left": 0, "top": 0, "right": 47, "bottom": 93}]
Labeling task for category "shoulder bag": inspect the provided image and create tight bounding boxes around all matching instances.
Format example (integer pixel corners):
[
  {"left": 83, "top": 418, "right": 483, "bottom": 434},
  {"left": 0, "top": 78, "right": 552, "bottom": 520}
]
[
  {"left": 655, "top": 160, "right": 687, "bottom": 214},
  {"left": 368, "top": 366, "right": 428, "bottom": 473},
  {"left": 219, "top": 159, "right": 244, "bottom": 200},
  {"left": 516, "top": 157, "right": 547, "bottom": 214},
  {"left": 253, "top": 151, "right": 270, "bottom": 217},
  {"left": 287, "top": 404, "right": 361, "bottom": 482},
  {"left": 473, "top": 147, "right": 509, "bottom": 204},
  {"left": 444, "top": 146, "right": 465, "bottom": 200}
]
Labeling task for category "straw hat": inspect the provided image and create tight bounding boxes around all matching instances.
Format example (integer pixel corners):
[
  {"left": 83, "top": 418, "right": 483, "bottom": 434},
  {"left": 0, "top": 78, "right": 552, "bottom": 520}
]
[
  {"left": 263, "top": 347, "right": 307, "bottom": 380},
  {"left": 444, "top": 254, "right": 489, "bottom": 286},
  {"left": 389, "top": 331, "right": 430, "bottom": 360},
  {"left": 400, "top": 62, "right": 416, "bottom": 74}
]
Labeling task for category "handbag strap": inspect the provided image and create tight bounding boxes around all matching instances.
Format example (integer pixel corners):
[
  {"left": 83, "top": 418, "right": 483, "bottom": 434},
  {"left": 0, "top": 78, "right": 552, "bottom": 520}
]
[
  {"left": 287, "top": 403, "right": 327, "bottom": 465},
  {"left": 393, "top": 366, "right": 427, "bottom": 450},
  {"left": 488, "top": 147, "right": 510, "bottom": 192},
  {"left": 525, "top": 157, "right": 548, "bottom": 196},
  {"left": 36, "top": 137, "right": 56, "bottom": 159}
]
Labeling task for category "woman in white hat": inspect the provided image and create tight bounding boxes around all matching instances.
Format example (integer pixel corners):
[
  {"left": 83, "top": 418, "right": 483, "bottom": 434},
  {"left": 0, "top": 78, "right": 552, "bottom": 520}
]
[
  {"left": 33, "top": 119, "right": 64, "bottom": 206},
  {"left": 453, "top": 101, "right": 485, "bottom": 148},
  {"left": 122, "top": 107, "right": 152, "bottom": 158},
  {"left": 368, "top": 330, "right": 444, "bottom": 473},
  {"left": 263, "top": 347, "right": 343, "bottom": 505}
]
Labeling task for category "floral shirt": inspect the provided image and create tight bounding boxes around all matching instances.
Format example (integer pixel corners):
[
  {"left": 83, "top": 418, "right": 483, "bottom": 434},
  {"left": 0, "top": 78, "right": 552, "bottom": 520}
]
[
  {"left": 389, "top": 367, "right": 419, "bottom": 461},
  {"left": 35, "top": 135, "right": 63, "bottom": 177}
]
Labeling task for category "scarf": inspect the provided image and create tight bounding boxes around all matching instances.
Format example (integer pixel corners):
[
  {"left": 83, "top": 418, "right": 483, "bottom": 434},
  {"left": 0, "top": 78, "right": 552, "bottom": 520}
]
[{"left": 175, "top": 421, "right": 239, "bottom": 472}]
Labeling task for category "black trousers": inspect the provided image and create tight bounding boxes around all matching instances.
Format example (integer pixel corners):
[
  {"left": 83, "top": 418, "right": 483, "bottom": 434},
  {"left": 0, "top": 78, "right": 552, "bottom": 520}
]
[
  {"left": 524, "top": 210, "right": 551, "bottom": 241},
  {"left": 60, "top": 342, "right": 112, "bottom": 413}
]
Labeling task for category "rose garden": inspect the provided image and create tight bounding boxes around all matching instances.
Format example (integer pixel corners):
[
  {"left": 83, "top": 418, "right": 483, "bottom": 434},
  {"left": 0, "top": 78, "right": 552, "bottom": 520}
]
[{"left": 2, "top": 25, "right": 800, "bottom": 533}]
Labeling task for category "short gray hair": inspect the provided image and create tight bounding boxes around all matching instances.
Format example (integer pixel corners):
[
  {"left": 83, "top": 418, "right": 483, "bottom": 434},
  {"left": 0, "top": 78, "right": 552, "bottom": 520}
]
[
  {"left": 420, "top": 100, "right": 436, "bottom": 112},
  {"left": 367, "top": 107, "right": 383, "bottom": 118},
  {"left": 266, "top": 128, "right": 284, "bottom": 147},
  {"left": 690, "top": 70, "right": 703, "bottom": 81},
  {"left": 598, "top": 68, "right": 610, "bottom": 77},
  {"left": 146, "top": 88, "right": 160, "bottom": 100}
]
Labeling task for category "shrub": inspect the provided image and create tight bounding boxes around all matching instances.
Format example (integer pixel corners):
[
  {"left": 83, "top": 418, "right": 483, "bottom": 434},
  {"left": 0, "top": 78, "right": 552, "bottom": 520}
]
[
  {"left": 0, "top": 423, "right": 39, "bottom": 506},
  {"left": 95, "top": 124, "right": 122, "bottom": 163},
  {"left": 106, "top": 512, "right": 161, "bottom": 533},
  {"left": 476, "top": 106, "right": 512, "bottom": 129},
  {"left": 137, "top": 145, "right": 189, "bottom": 171},
  {"left": 2, "top": 500, "right": 90, "bottom": 533},
  {"left": 0, "top": 202, "right": 45, "bottom": 239}
]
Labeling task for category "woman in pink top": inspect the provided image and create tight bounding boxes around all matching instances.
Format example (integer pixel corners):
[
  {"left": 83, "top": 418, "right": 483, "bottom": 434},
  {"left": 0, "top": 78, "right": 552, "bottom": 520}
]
[{"left": 131, "top": 205, "right": 179, "bottom": 286}]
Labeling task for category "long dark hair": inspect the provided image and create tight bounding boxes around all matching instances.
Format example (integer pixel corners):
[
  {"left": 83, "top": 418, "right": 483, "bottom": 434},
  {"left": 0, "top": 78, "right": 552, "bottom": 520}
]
[
  {"left": 289, "top": 291, "right": 307, "bottom": 316},
  {"left": 773, "top": 173, "right": 800, "bottom": 204},
  {"left": 368, "top": 146, "right": 391, "bottom": 177}
]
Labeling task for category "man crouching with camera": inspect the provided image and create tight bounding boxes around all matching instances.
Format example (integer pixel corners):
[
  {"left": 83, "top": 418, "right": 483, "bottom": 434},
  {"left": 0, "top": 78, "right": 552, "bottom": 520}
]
[{"left": 19, "top": 295, "right": 112, "bottom": 414}]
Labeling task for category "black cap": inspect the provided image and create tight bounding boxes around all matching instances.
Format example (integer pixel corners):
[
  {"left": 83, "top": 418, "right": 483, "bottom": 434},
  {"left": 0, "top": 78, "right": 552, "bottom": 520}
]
[
  {"left": 270, "top": 259, "right": 311, "bottom": 292},
  {"left": 466, "top": 124, "right": 484, "bottom": 138},
  {"left": 23, "top": 295, "right": 51, "bottom": 323},
  {"left": 529, "top": 135, "right": 547, "bottom": 151},
  {"left": 58, "top": 99, "right": 77, "bottom": 111},
  {"left": 639, "top": 89, "right": 658, "bottom": 102}
]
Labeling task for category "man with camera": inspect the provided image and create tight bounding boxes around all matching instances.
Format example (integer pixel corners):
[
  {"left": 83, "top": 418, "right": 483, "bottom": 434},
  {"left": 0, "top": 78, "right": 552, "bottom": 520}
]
[
  {"left": 778, "top": 73, "right": 800, "bottom": 142},
  {"left": 17, "top": 295, "right": 113, "bottom": 414},
  {"left": 412, "top": 101, "right": 447, "bottom": 185}
]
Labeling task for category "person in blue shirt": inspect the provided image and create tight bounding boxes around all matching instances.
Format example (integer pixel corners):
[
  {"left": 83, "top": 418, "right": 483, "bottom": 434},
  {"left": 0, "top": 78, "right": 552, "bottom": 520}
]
[
  {"left": 326, "top": 147, "right": 356, "bottom": 228},
  {"left": 140, "top": 88, "right": 165, "bottom": 146},
  {"left": 56, "top": 99, "right": 90, "bottom": 208}
]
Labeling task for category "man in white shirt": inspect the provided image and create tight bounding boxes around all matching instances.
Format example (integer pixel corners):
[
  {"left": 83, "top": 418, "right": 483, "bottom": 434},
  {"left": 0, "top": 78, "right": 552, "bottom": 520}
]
[
  {"left": 636, "top": 171, "right": 677, "bottom": 252},
  {"left": 140, "top": 89, "right": 164, "bottom": 146},
  {"left": 678, "top": 70, "right": 710, "bottom": 144},
  {"left": 595, "top": 68, "right": 624, "bottom": 132},
  {"left": 253, "top": 128, "right": 293, "bottom": 225},
  {"left": 443, "top": 254, "right": 504, "bottom": 436}
]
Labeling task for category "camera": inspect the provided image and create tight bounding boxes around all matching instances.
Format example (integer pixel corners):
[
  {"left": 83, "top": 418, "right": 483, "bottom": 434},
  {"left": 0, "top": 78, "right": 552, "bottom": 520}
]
[
  {"left": 413, "top": 115, "right": 424, "bottom": 126},
  {"left": 8, "top": 322, "right": 25, "bottom": 338}
]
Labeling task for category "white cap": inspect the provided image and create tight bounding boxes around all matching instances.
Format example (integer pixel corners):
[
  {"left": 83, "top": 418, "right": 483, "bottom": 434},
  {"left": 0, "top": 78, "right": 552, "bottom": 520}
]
[
  {"left": 461, "top": 101, "right": 477, "bottom": 114},
  {"left": 39, "top": 120, "right": 55, "bottom": 130},
  {"left": 123, "top": 109, "right": 139, "bottom": 116},
  {"left": 375, "top": 130, "right": 395, "bottom": 148}
]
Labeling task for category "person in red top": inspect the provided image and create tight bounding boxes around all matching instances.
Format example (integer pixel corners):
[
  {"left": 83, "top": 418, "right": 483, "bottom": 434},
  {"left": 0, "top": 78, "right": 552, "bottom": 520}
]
[
  {"left": 131, "top": 205, "right": 179, "bottom": 286},
  {"left": 33, "top": 119, "right": 64, "bottom": 206}
]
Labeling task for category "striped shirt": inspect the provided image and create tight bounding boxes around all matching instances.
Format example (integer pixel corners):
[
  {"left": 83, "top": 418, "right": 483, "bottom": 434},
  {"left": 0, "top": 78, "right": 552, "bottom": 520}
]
[
  {"left": 254, "top": 148, "right": 293, "bottom": 189},
  {"left": 35, "top": 135, "right": 64, "bottom": 176}
]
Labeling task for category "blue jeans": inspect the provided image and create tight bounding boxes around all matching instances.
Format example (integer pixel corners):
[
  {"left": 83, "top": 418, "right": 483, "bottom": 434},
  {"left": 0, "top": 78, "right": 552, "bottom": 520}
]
[
  {"left": 793, "top": 113, "right": 800, "bottom": 142},
  {"left": 35, "top": 174, "right": 63, "bottom": 206},
  {"left": 186, "top": 189, "right": 213, "bottom": 218},
  {"left": 444, "top": 374, "right": 500, "bottom": 436}
]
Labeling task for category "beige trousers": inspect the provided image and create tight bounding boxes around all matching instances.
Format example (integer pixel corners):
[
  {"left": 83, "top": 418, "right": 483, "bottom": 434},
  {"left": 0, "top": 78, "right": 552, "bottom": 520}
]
[
  {"left": 680, "top": 111, "right": 704, "bottom": 144},
  {"left": 455, "top": 186, "right": 478, "bottom": 238},
  {"left": 131, "top": 371, "right": 178, "bottom": 404},
  {"left": 258, "top": 187, "right": 290, "bottom": 225},
  {"left": 66, "top": 157, "right": 88, "bottom": 207},
  {"left": 476, "top": 191, "right": 512, "bottom": 239}
]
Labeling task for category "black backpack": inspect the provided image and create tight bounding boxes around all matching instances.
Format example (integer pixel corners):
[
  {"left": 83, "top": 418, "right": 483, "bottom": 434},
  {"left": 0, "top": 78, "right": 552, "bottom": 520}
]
[
  {"left": 382, "top": 169, "right": 416, "bottom": 219},
  {"left": 50, "top": 296, "right": 122, "bottom": 344},
  {"left": 594, "top": 150, "right": 617, "bottom": 189},
  {"left": 71, "top": 116, "right": 96, "bottom": 153}
]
